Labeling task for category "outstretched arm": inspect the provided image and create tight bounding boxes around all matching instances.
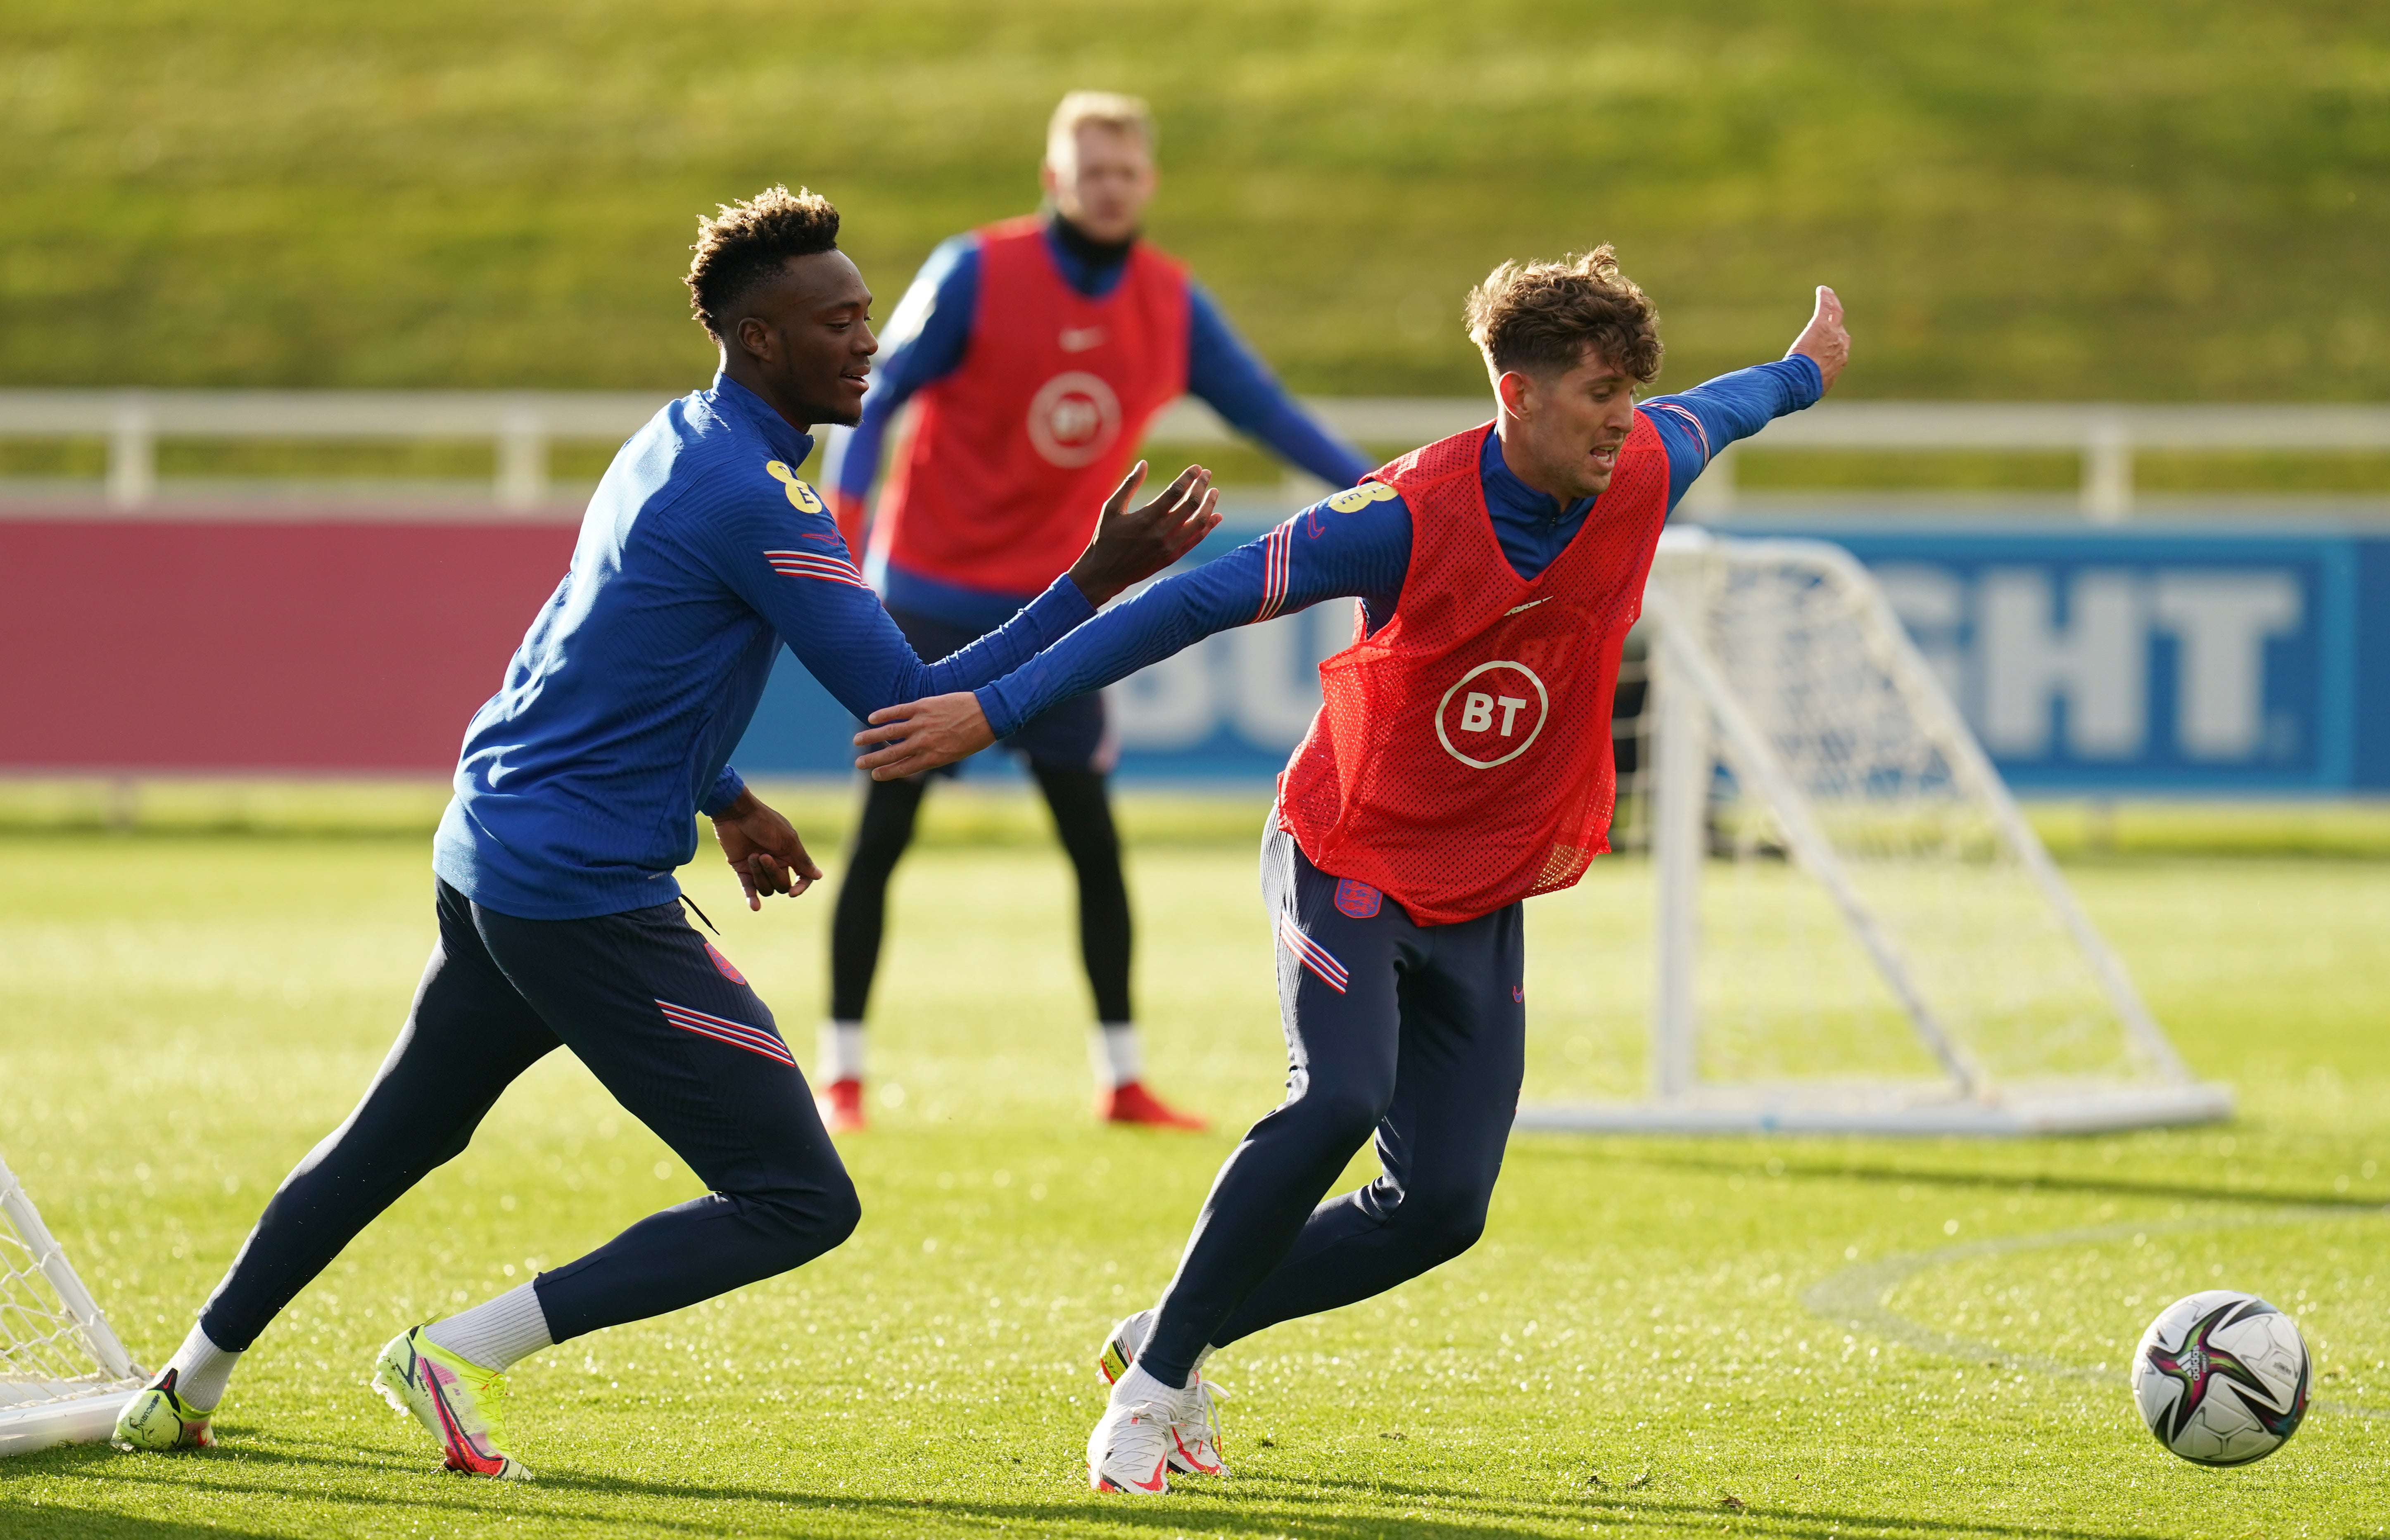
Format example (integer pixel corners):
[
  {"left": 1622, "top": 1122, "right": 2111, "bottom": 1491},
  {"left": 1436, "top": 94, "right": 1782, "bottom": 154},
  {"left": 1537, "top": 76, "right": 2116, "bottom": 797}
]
[
  {"left": 853, "top": 489, "right": 1414, "bottom": 779},
  {"left": 1185, "top": 283, "right": 1374, "bottom": 488},
  {"left": 1641, "top": 285, "right": 1851, "bottom": 509},
  {"left": 706, "top": 459, "right": 1219, "bottom": 725},
  {"left": 1788, "top": 285, "right": 1851, "bottom": 391}
]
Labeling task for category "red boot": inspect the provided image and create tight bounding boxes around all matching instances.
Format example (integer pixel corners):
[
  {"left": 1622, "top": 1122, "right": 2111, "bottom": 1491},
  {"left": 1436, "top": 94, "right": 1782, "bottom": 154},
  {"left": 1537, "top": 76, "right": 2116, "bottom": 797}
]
[
  {"left": 815, "top": 1077, "right": 866, "bottom": 1133},
  {"left": 1100, "top": 1080, "right": 1207, "bottom": 1130}
]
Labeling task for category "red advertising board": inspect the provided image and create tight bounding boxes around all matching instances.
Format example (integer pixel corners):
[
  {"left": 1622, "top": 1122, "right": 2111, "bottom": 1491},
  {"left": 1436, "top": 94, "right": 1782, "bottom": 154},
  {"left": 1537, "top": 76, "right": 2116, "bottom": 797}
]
[{"left": 0, "top": 517, "right": 576, "bottom": 772}]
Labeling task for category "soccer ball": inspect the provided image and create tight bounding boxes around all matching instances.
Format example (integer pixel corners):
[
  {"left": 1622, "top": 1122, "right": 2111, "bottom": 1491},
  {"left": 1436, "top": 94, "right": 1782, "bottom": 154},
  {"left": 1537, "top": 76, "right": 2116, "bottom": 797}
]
[{"left": 2131, "top": 1290, "right": 2309, "bottom": 1466}]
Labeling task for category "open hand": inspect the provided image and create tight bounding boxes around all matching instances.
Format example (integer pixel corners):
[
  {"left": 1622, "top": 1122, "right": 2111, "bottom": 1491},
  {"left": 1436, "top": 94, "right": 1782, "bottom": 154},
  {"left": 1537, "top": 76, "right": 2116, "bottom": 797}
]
[
  {"left": 853, "top": 691, "right": 997, "bottom": 781},
  {"left": 1065, "top": 462, "right": 1222, "bottom": 606},
  {"left": 710, "top": 788, "right": 824, "bottom": 910},
  {"left": 1787, "top": 286, "right": 1851, "bottom": 393}
]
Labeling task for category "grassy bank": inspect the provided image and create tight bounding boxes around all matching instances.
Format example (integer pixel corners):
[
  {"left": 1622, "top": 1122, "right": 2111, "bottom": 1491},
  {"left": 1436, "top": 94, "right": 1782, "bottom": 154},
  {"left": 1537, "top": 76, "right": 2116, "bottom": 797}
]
[{"left": 5, "top": 1, "right": 2387, "bottom": 409}]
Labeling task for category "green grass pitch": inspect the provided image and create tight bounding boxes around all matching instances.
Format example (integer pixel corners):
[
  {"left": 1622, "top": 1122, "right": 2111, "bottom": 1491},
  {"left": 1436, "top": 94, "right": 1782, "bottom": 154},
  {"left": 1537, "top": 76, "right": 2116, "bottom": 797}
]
[{"left": 3, "top": 791, "right": 2388, "bottom": 1536}]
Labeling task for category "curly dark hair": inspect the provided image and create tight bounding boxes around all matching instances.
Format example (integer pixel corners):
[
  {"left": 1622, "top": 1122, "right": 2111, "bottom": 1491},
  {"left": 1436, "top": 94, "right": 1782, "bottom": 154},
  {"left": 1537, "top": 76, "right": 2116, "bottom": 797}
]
[
  {"left": 685, "top": 185, "right": 842, "bottom": 338},
  {"left": 1464, "top": 246, "right": 1662, "bottom": 384}
]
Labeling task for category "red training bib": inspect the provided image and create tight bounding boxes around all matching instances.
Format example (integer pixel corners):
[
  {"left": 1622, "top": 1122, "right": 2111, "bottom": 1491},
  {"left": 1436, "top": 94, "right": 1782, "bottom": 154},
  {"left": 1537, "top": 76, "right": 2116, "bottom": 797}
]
[
  {"left": 873, "top": 218, "right": 1190, "bottom": 596},
  {"left": 1277, "top": 417, "right": 1671, "bottom": 925}
]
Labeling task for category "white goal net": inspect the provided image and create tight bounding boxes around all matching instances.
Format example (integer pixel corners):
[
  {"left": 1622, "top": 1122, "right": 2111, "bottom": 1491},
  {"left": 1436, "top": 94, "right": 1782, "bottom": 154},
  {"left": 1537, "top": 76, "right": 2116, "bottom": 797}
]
[
  {"left": 0, "top": 1149, "right": 145, "bottom": 1456},
  {"left": 1520, "top": 528, "right": 2230, "bottom": 1135}
]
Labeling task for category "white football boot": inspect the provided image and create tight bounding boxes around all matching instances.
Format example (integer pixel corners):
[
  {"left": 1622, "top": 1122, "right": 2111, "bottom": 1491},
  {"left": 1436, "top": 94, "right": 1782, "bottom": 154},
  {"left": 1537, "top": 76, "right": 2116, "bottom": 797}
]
[
  {"left": 1087, "top": 1362, "right": 1183, "bottom": 1495},
  {"left": 1096, "top": 1308, "right": 1228, "bottom": 1477}
]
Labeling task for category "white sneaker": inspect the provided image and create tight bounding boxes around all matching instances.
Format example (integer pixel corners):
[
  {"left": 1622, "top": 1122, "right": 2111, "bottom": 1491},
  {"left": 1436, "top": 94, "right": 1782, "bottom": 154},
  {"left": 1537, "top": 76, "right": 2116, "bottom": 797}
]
[
  {"left": 1170, "top": 1376, "right": 1229, "bottom": 1477},
  {"left": 1095, "top": 1311, "right": 1229, "bottom": 1477},
  {"left": 1086, "top": 1364, "right": 1179, "bottom": 1495}
]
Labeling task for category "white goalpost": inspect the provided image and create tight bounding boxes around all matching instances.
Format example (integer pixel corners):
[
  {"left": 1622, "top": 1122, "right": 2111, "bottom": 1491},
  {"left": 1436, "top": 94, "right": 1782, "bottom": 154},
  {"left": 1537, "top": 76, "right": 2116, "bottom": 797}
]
[
  {"left": 1517, "top": 527, "right": 2232, "bottom": 1136},
  {"left": 0, "top": 1148, "right": 146, "bottom": 1456}
]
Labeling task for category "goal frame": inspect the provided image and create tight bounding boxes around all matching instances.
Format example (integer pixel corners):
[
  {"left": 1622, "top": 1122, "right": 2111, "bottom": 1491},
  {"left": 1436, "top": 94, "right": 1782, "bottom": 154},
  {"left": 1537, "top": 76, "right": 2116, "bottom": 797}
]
[
  {"left": 0, "top": 1148, "right": 145, "bottom": 1457},
  {"left": 1516, "top": 529, "right": 2233, "bottom": 1137}
]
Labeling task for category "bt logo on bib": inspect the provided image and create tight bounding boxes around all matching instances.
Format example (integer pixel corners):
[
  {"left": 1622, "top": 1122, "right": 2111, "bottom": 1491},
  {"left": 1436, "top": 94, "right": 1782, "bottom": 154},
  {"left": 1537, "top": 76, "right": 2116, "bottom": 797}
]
[
  {"left": 1434, "top": 660, "right": 1549, "bottom": 769},
  {"left": 1026, "top": 371, "right": 1123, "bottom": 468}
]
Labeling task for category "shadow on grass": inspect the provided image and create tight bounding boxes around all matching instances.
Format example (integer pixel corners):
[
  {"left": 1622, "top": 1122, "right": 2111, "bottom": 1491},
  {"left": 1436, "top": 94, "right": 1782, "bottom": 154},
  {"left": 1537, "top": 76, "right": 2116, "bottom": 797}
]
[
  {"left": 11, "top": 1436, "right": 2176, "bottom": 1540},
  {"left": 0, "top": 1515, "right": 302, "bottom": 1540},
  {"left": 9, "top": 1426, "right": 448, "bottom": 1476},
  {"left": 1582, "top": 1144, "right": 2390, "bottom": 1220}
]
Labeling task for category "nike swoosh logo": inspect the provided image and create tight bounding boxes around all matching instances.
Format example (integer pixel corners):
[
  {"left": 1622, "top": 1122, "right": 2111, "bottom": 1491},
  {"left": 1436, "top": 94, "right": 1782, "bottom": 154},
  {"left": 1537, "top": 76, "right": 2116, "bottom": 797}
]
[
  {"left": 428, "top": 1373, "right": 505, "bottom": 1470},
  {"left": 1130, "top": 1457, "right": 1168, "bottom": 1492},
  {"left": 1060, "top": 327, "right": 1106, "bottom": 352},
  {"left": 1505, "top": 597, "right": 1551, "bottom": 616}
]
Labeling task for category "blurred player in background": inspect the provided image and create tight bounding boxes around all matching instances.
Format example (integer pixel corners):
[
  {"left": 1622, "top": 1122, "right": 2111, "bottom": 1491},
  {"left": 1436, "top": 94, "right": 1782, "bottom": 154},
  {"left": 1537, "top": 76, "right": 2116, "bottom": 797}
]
[
  {"left": 816, "top": 91, "right": 1373, "bottom": 1133},
  {"left": 108, "top": 186, "right": 1218, "bottom": 1478},
  {"left": 856, "top": 256, "right": 1851, "bottom": 1493}
]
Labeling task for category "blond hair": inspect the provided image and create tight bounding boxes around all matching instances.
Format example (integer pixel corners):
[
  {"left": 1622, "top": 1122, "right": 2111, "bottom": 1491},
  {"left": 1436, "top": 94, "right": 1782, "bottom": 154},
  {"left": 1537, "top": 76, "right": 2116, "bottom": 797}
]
[
  {"left": 1046, "top": 91, "right": 1156, "bottom": 166},
  {"left": 1464, "top": 246, "right": 1663, "bottom": 384}
]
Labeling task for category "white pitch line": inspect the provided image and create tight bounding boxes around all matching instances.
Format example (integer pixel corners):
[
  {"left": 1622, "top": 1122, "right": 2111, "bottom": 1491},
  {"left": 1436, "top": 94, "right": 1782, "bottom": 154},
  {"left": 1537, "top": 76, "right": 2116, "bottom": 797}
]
[{"left": 1798, "top": 1206, "right": 2390, "bottom": 1419}]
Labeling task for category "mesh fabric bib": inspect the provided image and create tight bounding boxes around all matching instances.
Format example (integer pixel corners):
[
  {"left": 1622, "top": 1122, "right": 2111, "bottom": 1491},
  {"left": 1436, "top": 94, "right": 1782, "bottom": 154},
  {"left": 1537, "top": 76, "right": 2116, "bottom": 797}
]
[
  {"left": 1277, "top": 417, "right": 1670, "bottom": 925},
  {"left": 874, "top": 219, "right": 1190, "bottom": 596}
]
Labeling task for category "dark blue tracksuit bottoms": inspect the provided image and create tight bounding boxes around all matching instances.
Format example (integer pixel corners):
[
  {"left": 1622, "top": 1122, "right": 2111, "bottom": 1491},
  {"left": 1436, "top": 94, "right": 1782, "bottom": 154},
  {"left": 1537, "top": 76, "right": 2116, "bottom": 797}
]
[
  {"left": 1140, "top": 817, "right": 1525, "bottom": 1388},
  {"left": 198, "top": 880, "right": 856, "bottom": 1352}
]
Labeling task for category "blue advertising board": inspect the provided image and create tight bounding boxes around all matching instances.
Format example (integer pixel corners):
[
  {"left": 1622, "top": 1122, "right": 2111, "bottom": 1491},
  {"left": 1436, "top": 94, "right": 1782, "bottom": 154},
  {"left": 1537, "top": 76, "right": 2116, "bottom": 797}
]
[
  {"left": 731, "top": 519, "right": 2390, "bottom": 795},
  {"left": 1736, "top": 525, "right": 2386, "bottom": 796}
]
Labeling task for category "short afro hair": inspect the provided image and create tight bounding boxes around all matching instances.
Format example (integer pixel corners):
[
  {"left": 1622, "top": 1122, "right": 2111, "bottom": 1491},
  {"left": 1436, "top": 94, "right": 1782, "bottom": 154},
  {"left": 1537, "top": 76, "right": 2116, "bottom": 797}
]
[
  {"left": 1464, "top": 246, "right": 1662, "bottom": 385},
  {"left": 685, "top": 185, "right": 841, "bottom": 339}
]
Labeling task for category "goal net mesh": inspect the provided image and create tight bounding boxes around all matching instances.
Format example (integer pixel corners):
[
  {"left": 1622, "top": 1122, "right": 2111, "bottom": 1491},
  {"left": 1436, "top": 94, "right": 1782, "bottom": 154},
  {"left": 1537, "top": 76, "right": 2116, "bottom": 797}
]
[
  {"left": 0, "top": 1159, "right": 139, "bottom": 1419},
  {"left": 1531, "top": 533, "right": 2196, "bottom": 1118},
  {"left": 1688, "top": 544, "right": 2148, "bottom": 1089}
]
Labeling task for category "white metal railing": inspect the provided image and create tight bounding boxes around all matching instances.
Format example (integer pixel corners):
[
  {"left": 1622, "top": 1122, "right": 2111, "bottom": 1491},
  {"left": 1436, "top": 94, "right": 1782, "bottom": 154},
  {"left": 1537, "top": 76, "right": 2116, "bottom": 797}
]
[
  {"left": 5, "top": 389, "right": 2388, "bottom": 521},
  {"left": 0, "top": 390, "right": 668, "bottom": 510},
  {"left": 1709, "top": 401, "right": 2390, "bottom": 522}
]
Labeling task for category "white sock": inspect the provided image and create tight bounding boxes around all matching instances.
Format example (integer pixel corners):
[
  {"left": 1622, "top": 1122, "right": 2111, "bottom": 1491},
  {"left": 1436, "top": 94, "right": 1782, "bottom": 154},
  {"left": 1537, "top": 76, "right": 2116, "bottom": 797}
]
[
  {"left": 820, "top": 1021, "right": 865, "bottom": 1083},
  {"left": 1129, "top": 1307, "right": 1212, "bottom": 1382},
  {"left": 164, "top": 1319, "right": 240, "bottom": 1410},
  {"left": 1112, "top": 1359, "right": 1186, "bottom": 1402},
  {"left": 1090, "top": 1022, "right": 1142, "bottom": 1089},
  {"left": 425, "top": 1281, "right": 553, "bottom": 1373}
]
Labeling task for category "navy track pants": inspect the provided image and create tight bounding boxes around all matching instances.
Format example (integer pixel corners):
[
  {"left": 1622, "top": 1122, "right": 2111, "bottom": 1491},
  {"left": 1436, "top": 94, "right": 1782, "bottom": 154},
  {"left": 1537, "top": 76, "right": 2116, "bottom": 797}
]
[
  {"left": 1139, "top": 817, "right": 1525, "bottom": 1388},
  {"left": 198, "top": 880, "right": 857, "bottom": 1352}
]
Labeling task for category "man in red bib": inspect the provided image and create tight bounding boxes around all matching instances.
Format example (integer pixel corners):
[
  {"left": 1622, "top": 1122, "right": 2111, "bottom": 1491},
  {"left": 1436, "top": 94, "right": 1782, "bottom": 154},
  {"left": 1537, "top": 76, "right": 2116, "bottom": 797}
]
[
  {"left": 858, "top": 251, "right": 1851, "bottom": 1493},
  {"left": 817, "top": 92, "right": 1369, "bottom": 1133}
]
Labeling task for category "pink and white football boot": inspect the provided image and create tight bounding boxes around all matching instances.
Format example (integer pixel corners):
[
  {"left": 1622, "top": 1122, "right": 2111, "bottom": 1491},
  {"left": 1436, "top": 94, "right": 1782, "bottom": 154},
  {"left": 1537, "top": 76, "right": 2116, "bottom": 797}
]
[{"left": 1096, "top": 1307, "right": 1228, "bottom": 1477}]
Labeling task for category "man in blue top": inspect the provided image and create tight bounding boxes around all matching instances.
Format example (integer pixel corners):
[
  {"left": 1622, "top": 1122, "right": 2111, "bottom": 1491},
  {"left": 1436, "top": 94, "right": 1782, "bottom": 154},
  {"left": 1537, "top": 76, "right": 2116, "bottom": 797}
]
[
  {"left": 856, "top": 259, "right": 1849, "bottom": 1493},
  {"left": 110, "top": 185, "right": 1219, "bottom": 1478},
  {"left": 813, "top": 92, "right": 1374, "bottom": 1133}
]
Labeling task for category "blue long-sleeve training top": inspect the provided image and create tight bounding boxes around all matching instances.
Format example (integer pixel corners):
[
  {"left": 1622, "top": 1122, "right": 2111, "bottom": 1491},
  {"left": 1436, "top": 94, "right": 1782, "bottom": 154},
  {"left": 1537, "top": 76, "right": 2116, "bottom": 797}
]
[
  {"left": 972, "top": 356, "right": 1824, "bottom": 732},
  {"left": 822, "top": 216, "right": 1376, "bottom": 631},
  {"left": 434, "top": 373, "right": 1095, "bottom": 921}
]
